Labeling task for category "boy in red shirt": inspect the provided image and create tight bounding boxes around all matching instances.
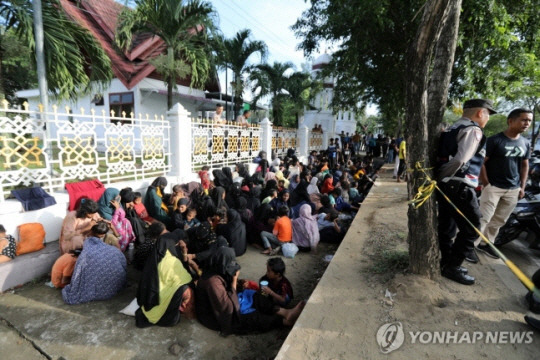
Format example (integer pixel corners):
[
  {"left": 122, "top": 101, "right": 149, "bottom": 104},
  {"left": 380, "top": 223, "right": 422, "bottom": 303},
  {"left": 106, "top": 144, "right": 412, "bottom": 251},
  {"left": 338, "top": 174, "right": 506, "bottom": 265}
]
[{"left": 260, "top": 206, "right": 292, "bottom": 255}]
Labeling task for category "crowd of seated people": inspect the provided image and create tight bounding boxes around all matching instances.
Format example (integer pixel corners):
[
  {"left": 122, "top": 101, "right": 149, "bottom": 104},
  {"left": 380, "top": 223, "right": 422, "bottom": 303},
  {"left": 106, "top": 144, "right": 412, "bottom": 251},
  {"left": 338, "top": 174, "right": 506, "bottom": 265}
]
[{"left": 44, "top": 147, "right": 381, "bottom": 334}]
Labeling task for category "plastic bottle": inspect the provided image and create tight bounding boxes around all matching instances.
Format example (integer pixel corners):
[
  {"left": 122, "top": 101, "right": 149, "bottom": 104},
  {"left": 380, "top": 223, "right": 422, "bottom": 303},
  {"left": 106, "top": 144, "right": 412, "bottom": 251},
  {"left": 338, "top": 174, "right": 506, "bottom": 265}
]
[{"left": 127, "top": 243, "right": 135, "bottom": 264}]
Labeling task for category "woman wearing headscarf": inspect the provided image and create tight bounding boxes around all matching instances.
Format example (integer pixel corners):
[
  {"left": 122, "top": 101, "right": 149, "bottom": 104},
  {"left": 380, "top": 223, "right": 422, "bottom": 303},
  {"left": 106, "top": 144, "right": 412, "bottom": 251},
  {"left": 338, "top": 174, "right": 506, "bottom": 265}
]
[
  {"left": 274, "top": 170, "right": 289, "bottom": 189},
  {"left": 290, "top": 175, "right": 312, "bottom": 208},
  {"left": 121, "top": 189, "right": 147, "bottom": 247},
  {"left": 211, "top": 186, "right": 229, "bottom": 211},
  {"left": 97, "top": 188, "right": 119, "bottom": 220},
  {"left": 222, "top": 167, "right": 234, "bottom": 188},
  {"left": 292, "top": 204, "right": 320, "bottom": 251},
  {"left": 173, "top": 197, "right": 191, "bottom": 230},
  {"left": 264, "top": 171, "right": 276, "bottom": 183},
  {"left": 236, "top": 197, "right": 254, "bottom": 232},
  {"left": 195, "top": 246, "right": 304, "bottom": 335},
  {"left": 246, "top": 186, "right": 262, "bottom": 216},
  {"left": 144, "top": 177, "right": 172, "bottom": 228},
  {"left": 217, "top": 209, "right": 247, "bottom": 256},
  {"left": 307, "top": 177, "right": 320, "bottom": 195},
  {"left": 110, "top": 190, "right": 136, "bottom": 252},
  {"left": 320, "top": 174, "right": 335, "bottom": 194},
  {"left": 288, "top": 174, "right": 299, "bottom": 192},
  {"left": 236, "top": 163, "right": 250, "bottom": 180},
  {"left": 261, "top": 180, "right": 278, "bottom": 201},
  {"left": 270, "top": 190, "right": 292, "bottom": 217},
  {"left": 135, "top": 230, "right": 194, "bottom": 327}
]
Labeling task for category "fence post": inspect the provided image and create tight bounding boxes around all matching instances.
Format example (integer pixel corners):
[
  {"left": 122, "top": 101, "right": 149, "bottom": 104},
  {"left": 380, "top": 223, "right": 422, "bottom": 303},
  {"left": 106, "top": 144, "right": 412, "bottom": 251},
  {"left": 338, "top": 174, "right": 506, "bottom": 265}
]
[
  {"left": 322, "top": 129, "right": 329, "bottom": 150},
  {"left": 167, "top": 103, "right": 192, "bottom": 183},
  {"left": 297, "top": 125, "right": 309, "bottom": 162},
  {"left": 260, "top": 117, "right": 273, "bottom": 158}
]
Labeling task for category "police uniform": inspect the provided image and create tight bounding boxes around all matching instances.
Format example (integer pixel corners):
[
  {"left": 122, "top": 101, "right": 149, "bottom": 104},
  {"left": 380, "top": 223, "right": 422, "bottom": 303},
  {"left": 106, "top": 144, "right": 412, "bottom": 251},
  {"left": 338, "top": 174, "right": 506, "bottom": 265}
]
[{"left": 436, "top": 99, "right": 496, "bottom": 285}]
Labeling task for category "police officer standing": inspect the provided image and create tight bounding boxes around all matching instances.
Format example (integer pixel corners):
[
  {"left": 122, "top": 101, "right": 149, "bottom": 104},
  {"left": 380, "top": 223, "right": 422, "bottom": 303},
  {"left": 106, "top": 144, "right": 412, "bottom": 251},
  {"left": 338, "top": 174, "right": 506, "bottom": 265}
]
[{"left": 436, "top": 99, "right": 497, "bottom": 285}]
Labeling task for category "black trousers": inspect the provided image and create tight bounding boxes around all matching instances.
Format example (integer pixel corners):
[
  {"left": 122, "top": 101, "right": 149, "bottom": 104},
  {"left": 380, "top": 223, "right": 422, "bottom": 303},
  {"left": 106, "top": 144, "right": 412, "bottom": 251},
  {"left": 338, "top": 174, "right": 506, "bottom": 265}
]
[{"left": 437, "top": 181, "right": 481, "bottom": 267}]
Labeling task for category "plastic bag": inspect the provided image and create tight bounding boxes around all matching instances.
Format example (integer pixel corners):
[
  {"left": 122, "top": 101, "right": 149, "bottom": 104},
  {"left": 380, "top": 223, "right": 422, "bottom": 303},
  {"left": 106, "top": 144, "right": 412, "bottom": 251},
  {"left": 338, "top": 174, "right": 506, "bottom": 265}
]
[{"left": 282, "top": 242, "right": 299, "bottom": 259}]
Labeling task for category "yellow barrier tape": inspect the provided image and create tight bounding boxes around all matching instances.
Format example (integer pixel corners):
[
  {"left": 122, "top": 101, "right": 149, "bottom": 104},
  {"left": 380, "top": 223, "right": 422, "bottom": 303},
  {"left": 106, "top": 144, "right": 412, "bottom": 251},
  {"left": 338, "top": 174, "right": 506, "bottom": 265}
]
[{"left": 410, "top": 161, "right": 540, "bottom": 298}]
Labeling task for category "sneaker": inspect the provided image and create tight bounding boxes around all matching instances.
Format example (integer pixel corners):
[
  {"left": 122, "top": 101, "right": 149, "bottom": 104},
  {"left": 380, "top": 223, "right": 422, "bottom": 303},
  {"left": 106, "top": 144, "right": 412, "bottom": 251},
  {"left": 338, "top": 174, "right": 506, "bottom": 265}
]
[
  {"left": 464, "top": 249, "right": 479, "bottom": 264},
  {"left": 477, "top": 244, "right": 500, "bottom": 259},
  {"left": 269, "top": 246, "right": 281, "bottom": 256}
]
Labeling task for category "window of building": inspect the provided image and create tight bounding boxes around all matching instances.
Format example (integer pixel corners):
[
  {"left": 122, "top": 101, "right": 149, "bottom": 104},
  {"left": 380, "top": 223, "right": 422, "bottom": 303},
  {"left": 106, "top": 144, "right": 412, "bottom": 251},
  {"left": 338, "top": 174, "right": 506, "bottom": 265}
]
[{"left": 109, "top": 92, "right": 134, "bottom": 124}]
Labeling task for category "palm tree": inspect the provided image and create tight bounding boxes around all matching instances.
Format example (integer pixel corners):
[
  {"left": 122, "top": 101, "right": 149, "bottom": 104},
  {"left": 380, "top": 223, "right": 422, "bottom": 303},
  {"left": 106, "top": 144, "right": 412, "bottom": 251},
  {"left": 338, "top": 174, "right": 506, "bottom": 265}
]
[
  {"left": 116, "top": 0, "right": 217, "bottom": 110},
  {"left": 0, "top": 0, "right": 113, "bottom": 100},
  {"left": 215, "top": 29, "right": 267, "bottom": 118},
  {"left": 250, "top": 61, "right": 294, "bottom": 126},
  {"left": 283, "top": 71, "right": 321, "bottom": 127}
]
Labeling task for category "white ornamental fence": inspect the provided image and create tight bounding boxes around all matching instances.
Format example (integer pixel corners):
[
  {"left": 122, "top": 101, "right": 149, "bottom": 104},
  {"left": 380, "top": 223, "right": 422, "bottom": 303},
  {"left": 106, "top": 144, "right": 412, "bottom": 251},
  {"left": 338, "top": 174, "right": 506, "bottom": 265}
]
[
  {"left": 0, "top": 101, "right": 171, "bottom": 201},
  {"left": 308, "top": 132, "right": 324, "bottom": 152},
  {"left": 191, "top": 119, "right": 261, "bottom": 172},
  {"left": 0, "top": 101, "right": 330, "bottom": 201},
  {"left": 272, "top": 127, "right": 298, "bottom": 157}
]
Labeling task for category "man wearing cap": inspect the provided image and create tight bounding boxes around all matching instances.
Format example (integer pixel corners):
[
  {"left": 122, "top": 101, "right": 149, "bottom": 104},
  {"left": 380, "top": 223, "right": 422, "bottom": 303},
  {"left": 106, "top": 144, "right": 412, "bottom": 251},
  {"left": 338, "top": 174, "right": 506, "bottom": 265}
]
[
  {"left": 436, "top": 99, "right": 497, "bottom": 285},
  {"left": 475, "top": 108, "right": 532, "bottom": 259}
]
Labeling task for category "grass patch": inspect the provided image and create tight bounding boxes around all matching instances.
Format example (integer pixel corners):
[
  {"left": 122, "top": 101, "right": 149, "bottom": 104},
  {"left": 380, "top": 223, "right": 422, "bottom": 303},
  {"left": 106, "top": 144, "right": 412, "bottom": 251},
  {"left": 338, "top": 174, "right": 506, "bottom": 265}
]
[{"left": 369, "top": 249, "right": 409, "bottom": 274}]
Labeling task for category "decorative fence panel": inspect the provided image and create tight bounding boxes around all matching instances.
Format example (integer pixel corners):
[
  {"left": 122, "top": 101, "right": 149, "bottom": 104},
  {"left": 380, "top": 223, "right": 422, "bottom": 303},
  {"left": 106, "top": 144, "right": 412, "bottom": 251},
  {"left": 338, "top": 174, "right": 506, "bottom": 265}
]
[
  {"left": 272, "top": 127, "right": 297, "bottom": 157},
  {"left": 191, "top": 119, "right": 261, "bottom": 172},
  {"left": 0, "top": 101, "right": 171, "bottom": 201},
  {"left": 308, "top": 132, "right": 324, "bottom": 152}
]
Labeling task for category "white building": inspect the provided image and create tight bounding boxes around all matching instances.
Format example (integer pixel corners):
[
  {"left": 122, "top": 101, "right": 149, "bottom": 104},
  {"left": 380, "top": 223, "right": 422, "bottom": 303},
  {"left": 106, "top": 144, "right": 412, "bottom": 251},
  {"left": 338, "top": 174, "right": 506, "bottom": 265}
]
[{"left": 301, "top": 53, "right": 357, "bottom": 140}]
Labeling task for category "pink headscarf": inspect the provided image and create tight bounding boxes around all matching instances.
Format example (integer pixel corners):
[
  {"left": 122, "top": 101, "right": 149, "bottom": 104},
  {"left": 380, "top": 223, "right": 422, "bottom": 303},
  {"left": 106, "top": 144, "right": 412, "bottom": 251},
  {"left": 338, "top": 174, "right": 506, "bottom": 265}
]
[{"left": 292, "top": 204, "right": 320, "bottom": 250}]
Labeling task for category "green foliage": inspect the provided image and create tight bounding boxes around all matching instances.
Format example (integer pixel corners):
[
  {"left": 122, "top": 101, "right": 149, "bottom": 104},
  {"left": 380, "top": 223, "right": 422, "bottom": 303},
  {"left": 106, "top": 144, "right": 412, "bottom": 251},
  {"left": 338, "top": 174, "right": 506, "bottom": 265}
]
[
  {"left": 0, "top": 0, "right": 113, "bottom": 100},
  {"left": 0, "top": 28, "right": 37, "bottom": 102},
  {"left": 293, "top": 0, "right": 540, "bottom": 124},
  {"left": 483, "top": 114, "right": 508, "bottom": 137},
  {"left": 213, "top": 29, "right": 267, "bottom": 117},
  {"left": 116, "top": 0, "right": 217, "bottom": 109}
]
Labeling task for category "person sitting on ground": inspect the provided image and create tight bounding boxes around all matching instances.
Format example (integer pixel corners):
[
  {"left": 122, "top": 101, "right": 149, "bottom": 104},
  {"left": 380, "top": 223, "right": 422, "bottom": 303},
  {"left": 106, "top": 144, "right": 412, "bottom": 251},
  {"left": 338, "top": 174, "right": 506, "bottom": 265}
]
[
  {"left": 133, "top": 221, "right": 164, "bottom": 271},
  {"left": 270, "top": 190, "right": 292, "bottom": 217},
  {"left": 217, "top": 209, "right": 247, "bottom": 257},
  {"left": 110, "top": 194, "right": 136, "bottom": 252},
  {"left": 258, "top": 257, "right": 293, "bottom": 306},
  {"left": 209, "top": 208, "right": 227, "bottom": 232},
  {"left": 62, "top": 222, "right": 127, "bottom": 305},
  {"left": 320, "top": 174, "right": 335, "bottom": 194},
  {"left": 135, "top": 229, "right": 195, "bottom": 327},
  {"left": 133, "top": 192, "right": 154, "bottom": 224},
  {"left": 292, "top": 204, "right": 320, "bottom": 252},
  {"left": 144, "top": 177, "right": 172, "bottom": 228},
  {"left": 0, "top": 224, "right": 16, "bottom": 264},
  {"left": 184, "top": 208, "right": 200, "bottom": 230},
  {"left": 195, "top": 246, "right": 305, "bottom": 336},
  {"left": 173, "top": 198, "right": 190, "bottom": 230},
  {"left": 262, "top": 188, "right": 278, "bottom": 205},
  {"left": 59, "top": 199, "right": 102, "bottom": 255},
  {"left": 51, "top": 247, "right": 81, "bottom": 289},
  {"left": 97, "top": 188, "right": 120, "bottom": 221},
  {"left": 317, "top": 211, "right": 344, "bottom": 244},
  {"left": 260, "top": 206, "right": 293, "bottom": 255}
]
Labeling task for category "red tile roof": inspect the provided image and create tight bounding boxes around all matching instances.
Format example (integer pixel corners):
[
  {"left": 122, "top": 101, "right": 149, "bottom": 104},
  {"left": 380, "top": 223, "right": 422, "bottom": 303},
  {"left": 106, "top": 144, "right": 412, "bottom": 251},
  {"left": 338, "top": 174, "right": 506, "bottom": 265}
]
[{"left": 60, "top": 0, "right": 218, "bottom": 91}]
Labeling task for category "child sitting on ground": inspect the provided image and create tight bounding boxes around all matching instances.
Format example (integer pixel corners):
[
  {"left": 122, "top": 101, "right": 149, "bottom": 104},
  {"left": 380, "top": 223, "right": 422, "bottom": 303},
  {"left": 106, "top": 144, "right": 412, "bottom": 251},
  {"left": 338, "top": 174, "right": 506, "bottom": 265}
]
[
  {"left": 133, "top": 192, "right": 155, "bottom": 224},
  {"left": 184, "top": 208, "right": 200, "bottom": 230},
  {"left": 0, "top": 224, "right": 17, "bottom": 264},
  {"left": 51, "top": 248, "right": 81, "bottom": 288},
  {"left": 260, "top": 206, "right": 292, "bottom": 255},
  {"left": 259, "top": 257, "right": 293, "bottom": 306}
]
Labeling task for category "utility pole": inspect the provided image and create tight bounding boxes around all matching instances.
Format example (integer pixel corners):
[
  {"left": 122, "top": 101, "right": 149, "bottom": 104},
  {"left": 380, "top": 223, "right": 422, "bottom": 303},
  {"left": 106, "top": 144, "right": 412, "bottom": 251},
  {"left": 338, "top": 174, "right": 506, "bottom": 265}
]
[{"left": 33, "top": 0, "right": 49, "bottom": 115}]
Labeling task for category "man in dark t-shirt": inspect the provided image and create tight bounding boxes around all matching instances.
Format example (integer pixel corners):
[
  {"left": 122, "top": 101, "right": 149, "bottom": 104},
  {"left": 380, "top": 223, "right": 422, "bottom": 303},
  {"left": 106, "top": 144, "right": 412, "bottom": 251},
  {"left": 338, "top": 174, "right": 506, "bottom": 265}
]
[{"left": 476, "top": 108, "right": 533, "bottom": 259}]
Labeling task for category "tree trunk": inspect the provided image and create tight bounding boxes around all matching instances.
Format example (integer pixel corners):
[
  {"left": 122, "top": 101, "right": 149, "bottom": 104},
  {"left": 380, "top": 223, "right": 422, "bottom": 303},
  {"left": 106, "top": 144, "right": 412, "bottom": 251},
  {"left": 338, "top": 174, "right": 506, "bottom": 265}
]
[
  {"left": 167, "top": 47, "right": 174, "bottom": 110},
  {"left": 406, "top": 0, "right": 460, "bottom": 279}
]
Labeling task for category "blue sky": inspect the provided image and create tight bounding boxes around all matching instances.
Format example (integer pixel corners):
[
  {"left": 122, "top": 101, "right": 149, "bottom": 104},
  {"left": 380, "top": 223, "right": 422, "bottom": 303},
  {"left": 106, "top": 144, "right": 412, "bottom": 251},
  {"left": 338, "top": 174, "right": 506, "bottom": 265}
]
[{"left": 210, "top": 0, "right": 314, "bottom": 101}]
